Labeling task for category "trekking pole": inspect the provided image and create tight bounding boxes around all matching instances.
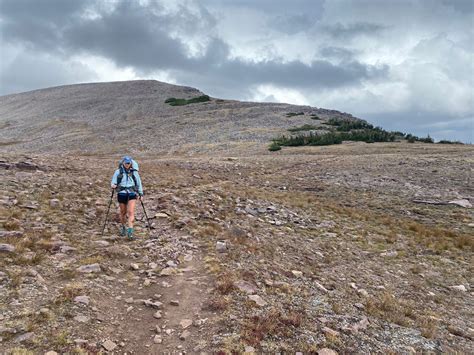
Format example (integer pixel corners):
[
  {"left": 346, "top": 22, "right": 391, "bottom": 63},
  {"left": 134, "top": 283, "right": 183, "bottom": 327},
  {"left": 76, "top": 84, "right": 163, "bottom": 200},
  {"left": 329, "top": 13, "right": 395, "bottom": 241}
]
[
  {"left": 140, "top": 198, "right": 152, "bottom": 233},
  {"left": 101, "top": 189, "right": 115, "bottom": 236}
]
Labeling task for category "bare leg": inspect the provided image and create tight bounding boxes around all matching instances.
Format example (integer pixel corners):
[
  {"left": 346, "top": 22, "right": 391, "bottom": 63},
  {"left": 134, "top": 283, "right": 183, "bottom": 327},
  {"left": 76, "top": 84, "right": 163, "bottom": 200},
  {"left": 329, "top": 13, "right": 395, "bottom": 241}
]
[
  {"left": 119, "top": 203, "right": 127, "bottom": 225},
  {"left": 127, "top": 199, "right": 136, "bottom": 228}
]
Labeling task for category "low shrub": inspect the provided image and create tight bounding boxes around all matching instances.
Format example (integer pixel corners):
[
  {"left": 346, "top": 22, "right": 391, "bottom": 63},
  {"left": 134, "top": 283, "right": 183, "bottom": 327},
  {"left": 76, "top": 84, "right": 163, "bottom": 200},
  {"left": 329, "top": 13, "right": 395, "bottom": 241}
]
[
  {"left": 165, "top": 95, "right": 210, "bottom": 106},
  {"left": 286, "top": 112, "right": 305, "bottom": 117}
]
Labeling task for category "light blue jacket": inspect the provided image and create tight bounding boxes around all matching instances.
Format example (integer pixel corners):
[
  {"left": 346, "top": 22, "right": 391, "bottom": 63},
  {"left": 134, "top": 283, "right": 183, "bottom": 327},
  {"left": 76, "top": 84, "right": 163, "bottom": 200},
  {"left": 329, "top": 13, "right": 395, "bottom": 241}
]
[{"left": 111, "top": 168, "right": 143, "bottom": 195}]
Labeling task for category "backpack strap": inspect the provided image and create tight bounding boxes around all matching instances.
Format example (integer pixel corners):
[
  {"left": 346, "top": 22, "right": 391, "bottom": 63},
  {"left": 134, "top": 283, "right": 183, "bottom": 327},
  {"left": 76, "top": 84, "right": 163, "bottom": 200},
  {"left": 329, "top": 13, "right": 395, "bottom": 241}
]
[{"left": 117, "top": 167, "right": 138, "bottom": 193}]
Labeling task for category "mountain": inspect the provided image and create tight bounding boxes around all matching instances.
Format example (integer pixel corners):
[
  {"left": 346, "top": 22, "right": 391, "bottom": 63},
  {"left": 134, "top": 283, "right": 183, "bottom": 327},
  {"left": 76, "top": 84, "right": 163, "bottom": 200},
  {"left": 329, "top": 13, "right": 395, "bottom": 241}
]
[{"left": 0, "top": 80, "right": 358, "bottom": 155}]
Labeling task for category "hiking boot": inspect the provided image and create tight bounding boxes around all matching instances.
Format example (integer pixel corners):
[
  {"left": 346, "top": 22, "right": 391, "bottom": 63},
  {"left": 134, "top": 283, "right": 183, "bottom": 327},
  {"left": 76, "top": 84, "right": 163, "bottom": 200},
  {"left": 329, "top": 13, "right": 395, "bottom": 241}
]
[
  {"left": 127, "top": 227, "right": 134, "bottom": 240},
  {"left": 120, "top": 225, "right": 126, "bottom": 237}
]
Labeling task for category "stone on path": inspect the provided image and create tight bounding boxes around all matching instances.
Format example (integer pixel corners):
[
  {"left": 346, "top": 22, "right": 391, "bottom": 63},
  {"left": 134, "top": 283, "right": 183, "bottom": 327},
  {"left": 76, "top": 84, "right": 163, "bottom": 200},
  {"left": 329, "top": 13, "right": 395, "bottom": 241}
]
[
  {"left": 160, "top": 267, "right": 175, "bottom": 276},
  {"left": 0, "top": 244, "right": 15, "bottom": 253},
  {"left": 74, "top": 295, "right": 90, "bottom": 305},
  {"left": 180, "top": 319, "right": 193, "bottom": 329},
  {"left": 235, "top": 280, "right": 257, "bottom": 295},
  {"left": 317, "top": 348, "right": 338, "bottom": 355},
  {"left": 322, "top": 327, "right": 340, "bottom": 338},
  {"left": 451, "top": 285, "right": 467, "bottom": 292},
  {"left": 153, "top": 311, "right": 162, "bottom": 319},
  {"left": 102, "top": 339, "right": 117, "bottom": 351},
  {"left": 170, "top": 300, "right": 180, "bottom": 306},
  {"left": 216, "top": 240, "right": 227, "bottom": 253},
  {"left": 248, "top": 294, "right": 267, "bottom": 307},
  {"left": 74, "top": 315, "right": 89, "bottom": 323},
  {"left": 292, "top": 270, "right": 303, "bottom": 278},
  {"left": 448, "top": 199, "right": 472, "bottom": 208},
  {"left": 77, "top": 263, "right": 101, "bottom": 273},
  {"left": 153, "top": 335, "right": 163, "bottom": 344}
]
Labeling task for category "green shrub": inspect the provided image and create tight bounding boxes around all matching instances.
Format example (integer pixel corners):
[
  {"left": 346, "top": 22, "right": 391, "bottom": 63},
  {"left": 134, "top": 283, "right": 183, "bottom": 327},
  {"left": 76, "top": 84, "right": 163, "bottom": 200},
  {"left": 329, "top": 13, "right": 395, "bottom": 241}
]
[
  {"left": 268, "top": 142, "right": 282, "bottom": 151},
  {"left": 325, "top": 117, "right": 374, "bottom": 131},
  {"left": 310, "top": 114, "right": 321, "bottom": 120},
  {"left": 165, "top": 95, "right": 210, "bottom": 106},
  {"left": 288, "top": 124, "right": 318, "bottom": 132},
  {"left": 286, "top": 112, "right": 305, "bottom": 117},
  {"left": 437, "top": 140, "right": 463, "bottom": 144}
]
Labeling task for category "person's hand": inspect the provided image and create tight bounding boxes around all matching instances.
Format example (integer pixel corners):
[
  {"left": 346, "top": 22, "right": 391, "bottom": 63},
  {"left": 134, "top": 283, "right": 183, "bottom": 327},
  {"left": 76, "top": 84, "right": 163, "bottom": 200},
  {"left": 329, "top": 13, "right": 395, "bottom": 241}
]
[
  {"left": 111, "top": 184, "right": 117, "bottom": 190},
  {"left": 139, "top": 195, "right": 143, "bottom": 201}
]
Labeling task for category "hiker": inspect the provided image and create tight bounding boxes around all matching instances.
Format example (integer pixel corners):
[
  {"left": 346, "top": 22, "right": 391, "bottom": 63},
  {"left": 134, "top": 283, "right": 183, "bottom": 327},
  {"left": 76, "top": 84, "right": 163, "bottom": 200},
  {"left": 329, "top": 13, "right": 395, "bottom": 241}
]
[{"left": 111, "top": 156, "right": 144, "bottom": 239}]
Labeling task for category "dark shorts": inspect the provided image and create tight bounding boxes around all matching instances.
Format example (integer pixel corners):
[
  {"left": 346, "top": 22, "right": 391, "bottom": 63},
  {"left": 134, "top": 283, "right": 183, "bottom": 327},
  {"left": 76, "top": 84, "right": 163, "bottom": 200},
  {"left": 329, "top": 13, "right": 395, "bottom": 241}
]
[{"left": 117, "top": 192, "right": 137, "bottom": 204}]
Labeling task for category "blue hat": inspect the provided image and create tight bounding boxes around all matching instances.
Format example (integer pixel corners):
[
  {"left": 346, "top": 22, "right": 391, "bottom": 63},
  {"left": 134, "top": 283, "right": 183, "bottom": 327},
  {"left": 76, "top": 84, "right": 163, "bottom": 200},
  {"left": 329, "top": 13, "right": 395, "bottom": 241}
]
[{"left": 122, "top": 156, "right": 132, "bottom": 164}]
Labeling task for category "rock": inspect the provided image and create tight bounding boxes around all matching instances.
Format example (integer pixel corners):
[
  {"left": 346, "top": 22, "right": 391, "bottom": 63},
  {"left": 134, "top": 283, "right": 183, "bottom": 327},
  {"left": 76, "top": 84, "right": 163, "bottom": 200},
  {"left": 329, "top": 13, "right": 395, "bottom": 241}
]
[
  {"left": 153, "top": 311, "right": 162, "bottom": 319},
  {"left": 447, "top": 325, "right": 473, "bottom": 339},
  {"left": 216, "top": 240, "right": 227, "bottom": 253},
  {"left": 180, "top": 319, "right": 193, "bottom": 329},
  {"left": 49, "top": 199, "right": 60, "bottom": 208},
  {"left": 315, "top": 281, "right": 328, "bottom": 293},
  {"left": 143, "top": 279, "right": 151, "bottom": 287},
  {"left": 155, "top": 212, "right": 169, "bottom": 218},
  {"left": 0, "top": 230, "right": 23, "bottom": 238},
  {"left": 357, "top": 289, "right": 369, "bottom": 297},
  {"left": 170, "top": 300, "right": 180, "bottom": 306},
  {"left": 0, "top": 244, "right": 15, "bottom": 253},
  {"left": 74, "top": 295, "right": 90, "bottom": 305},
  {"left": 235, "top": 280, "right": 257, "bottom": 295},
  {"left": 125, "top": 297, "right": 134, "bottom": 304},
  {"left": 14, "top": 332, "right": 34, "bottom": 343},
  {"left": 102, "top": 339, "right": 117, "bottom": 351},
  {"left": 77, "top": 263, "right": 101, "bottom": 273},
  {"left": 317, "top": 348, "right": 338, "bottom": 355},
  {"left": 292, "top": 270, "right": 303, "bottom": 278},
  {"left": 160, "top": 267, "right": 175, "bottom": 276},
  {"left": 244, "top": 346, "right": 256, "bottom": 353},
  {"left": 153, "top": 335, "right": 163, "bottom": 344},
  {"left": 448, "top": 199, "right": 472, "bottom": 208},
  {"left": 180, "top": 330, "right": 191, "bottom": 340},
  {"left": 59, "top": 245, "right": 76, "bottom": 253},
  {"left": 130, "top": 263, "right": 139, "bottom": 270},
  {"left": 45, "top": 351, "right": 59, "bottom": 355},
  {"left": 93, "top": 240, "right": 110, "bottom": 247},
  {"left": 248, "top": 294, "right": 267, "bottom": 307},
  {"left": 451, "top": 285, "right": 467, "bottom": 292},
  {"left": 322, "top": 327, "right": 340, "bottom": 337},
  {"left": 144, "top": 300, "right": 163, "bottom": 309},
  {"left": 74, "top": 315, "right": 89, "bottom": 323},
  {"left": 351, "top": 317, "right": 369, "bottom": 333},
  {"left": 166, "top": 260, "right": 177, "bottom": 268}
]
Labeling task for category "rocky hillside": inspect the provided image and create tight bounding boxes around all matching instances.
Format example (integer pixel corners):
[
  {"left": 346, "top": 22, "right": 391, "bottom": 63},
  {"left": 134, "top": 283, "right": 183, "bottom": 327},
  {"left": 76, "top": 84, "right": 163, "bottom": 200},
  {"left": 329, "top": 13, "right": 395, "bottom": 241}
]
[{"left": 0, "top": 80, "right": 357, "bottom": 155}]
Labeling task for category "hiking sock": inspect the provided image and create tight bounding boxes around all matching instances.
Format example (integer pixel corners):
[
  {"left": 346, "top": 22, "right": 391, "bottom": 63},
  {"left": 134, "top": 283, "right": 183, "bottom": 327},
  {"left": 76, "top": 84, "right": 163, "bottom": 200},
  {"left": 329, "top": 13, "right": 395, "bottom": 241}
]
[
  {"left": 120, "top": 224, "right": 126, "bottom": 237},
  {"left": 127, "top": 227, "right": 134, "bottom": 239}
]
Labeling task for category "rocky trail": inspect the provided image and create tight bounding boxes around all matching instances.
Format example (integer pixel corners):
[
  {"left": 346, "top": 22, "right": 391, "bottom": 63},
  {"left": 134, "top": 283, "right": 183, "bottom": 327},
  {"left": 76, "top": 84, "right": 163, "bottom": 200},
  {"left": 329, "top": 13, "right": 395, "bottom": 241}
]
[{"left": 1, "top": 142, "right": 473, "bottom": 353}]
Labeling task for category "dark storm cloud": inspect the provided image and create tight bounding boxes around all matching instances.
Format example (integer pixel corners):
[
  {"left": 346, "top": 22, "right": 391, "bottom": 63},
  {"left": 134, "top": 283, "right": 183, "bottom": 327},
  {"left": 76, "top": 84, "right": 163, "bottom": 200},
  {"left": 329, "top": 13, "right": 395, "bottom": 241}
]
[
  {"left": 323, "top": 22, "right": 386, "bottom": 39},
  {"left": 0, "top": 0, "right": 384, "bottom": 93}
]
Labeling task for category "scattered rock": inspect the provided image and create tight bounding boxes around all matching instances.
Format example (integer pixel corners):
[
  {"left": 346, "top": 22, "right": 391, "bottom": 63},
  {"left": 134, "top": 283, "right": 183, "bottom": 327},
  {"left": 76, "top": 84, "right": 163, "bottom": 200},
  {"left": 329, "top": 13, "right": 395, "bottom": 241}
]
[
  {"left": 180, "top": 319, "right": 193, "bottom": 329},
  {"left": 77, "top": 263, "right": 101, "bottom": 273},
  {"left": 130, "top": 263, "right": 140, "bottom": 270},
  {"left": 248, "top": 294, "right": 267, "bottom": 307},
  {"left": 74, "top": 295, "right": 90, "bottom": 305},
  {"left": 322, "top": 327, "right": 340, "bottom": 338},
  {"left": 14, "top": 332, "right": 34, "bottom": 343},
  {"left": 451, "top": 285, "right": 467, "bottom": 292},
  {"left": 102, "top": 339, "right": 117, "bottom": 351},
  {"left": 45, "top": 351, "right": 59, "bottom": 355},
  {"left": 448, "top": 199, "right": 472, "bottom": 208},
  {"left": 0, "top": 231, "right": 23, "bottom": 238},
  {"left": 0, "top": 244, "right": 15, "bottom": 253},
  {"left": 235, "top": 280, "right": 257, "bottom": 295},
  {"left": 317, "top": 348, "right": 338, "bottom": 355},
  {"left": 170, "top": 300, "right": 180, "bottom": 306},
  {"left": 74, "top": 315, "right": 89, "bottom": 323},
  {"left": 153, "top": 311, "right": 162, "bottom": 319},
  {"left": 216, "top": 240, "right": 227, "bottom": 253},
  {"left": 160, "top": 267, "right": 175, "bottom": 276},
  {"left": 49, "top": 199, "right": 60, "bottom": 208},
  {"left": 292, "top": 270, "right": 303, "bottom": 278},
  {"left": 153, "top": 334, "right": 163, "bottom": 344}
]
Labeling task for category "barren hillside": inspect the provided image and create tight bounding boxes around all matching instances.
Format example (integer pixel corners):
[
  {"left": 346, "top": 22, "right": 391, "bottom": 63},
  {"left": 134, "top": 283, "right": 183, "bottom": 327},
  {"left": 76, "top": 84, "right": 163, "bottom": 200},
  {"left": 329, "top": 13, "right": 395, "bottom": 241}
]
[{"left": 0, "top": 80, "right": 355, "bottom": 155}]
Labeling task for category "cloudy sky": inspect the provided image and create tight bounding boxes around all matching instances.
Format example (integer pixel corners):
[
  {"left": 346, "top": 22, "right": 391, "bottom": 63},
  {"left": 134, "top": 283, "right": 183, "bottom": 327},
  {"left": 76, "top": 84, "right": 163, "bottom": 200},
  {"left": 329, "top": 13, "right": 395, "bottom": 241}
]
[{"left": 0, "top": 0, "right": 473, "bottom": 142}]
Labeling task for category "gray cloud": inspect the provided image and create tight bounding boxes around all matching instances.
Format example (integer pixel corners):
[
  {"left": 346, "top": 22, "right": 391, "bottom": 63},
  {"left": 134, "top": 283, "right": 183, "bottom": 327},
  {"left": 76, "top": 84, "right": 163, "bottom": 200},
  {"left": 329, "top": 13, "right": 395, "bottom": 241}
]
[
  {"left": 323, "top": 22, "right": 386, "bottom": 39},
  {"left": 0, "top": 0, "right": 383, "bottom": 94}
]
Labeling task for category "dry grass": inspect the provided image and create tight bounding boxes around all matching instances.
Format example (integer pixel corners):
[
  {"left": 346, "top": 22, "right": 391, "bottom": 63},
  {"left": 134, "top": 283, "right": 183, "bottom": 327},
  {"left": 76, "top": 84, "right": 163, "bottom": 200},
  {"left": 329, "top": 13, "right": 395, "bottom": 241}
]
[
  {"left": 215, "top": 272, "right": 236, "bottom": 295},
  {"left": 54, "top": 282, "right": 84, "bottom": 304},
  {"left": 365, "top": 291, "right": 417, "bottom": 327},
  {"left": 241, "top": 308, "right": 304, "bottom": 347}
]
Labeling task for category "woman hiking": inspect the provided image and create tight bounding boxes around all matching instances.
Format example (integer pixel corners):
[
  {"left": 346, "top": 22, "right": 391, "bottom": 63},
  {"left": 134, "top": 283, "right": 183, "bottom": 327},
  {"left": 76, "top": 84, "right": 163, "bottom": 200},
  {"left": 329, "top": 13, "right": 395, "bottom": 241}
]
[{"left": 111, "top": 156, "right": 144, "bottom": 239}]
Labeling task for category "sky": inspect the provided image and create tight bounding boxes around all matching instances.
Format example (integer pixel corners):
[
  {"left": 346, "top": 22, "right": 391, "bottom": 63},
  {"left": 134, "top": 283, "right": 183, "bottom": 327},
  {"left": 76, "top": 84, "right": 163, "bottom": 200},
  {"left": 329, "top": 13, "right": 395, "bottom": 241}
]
[{"left": 0, "top": 0, "right": 473, "bottom": 142}]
